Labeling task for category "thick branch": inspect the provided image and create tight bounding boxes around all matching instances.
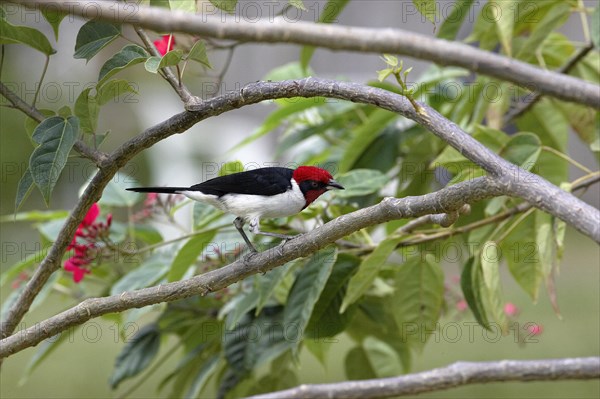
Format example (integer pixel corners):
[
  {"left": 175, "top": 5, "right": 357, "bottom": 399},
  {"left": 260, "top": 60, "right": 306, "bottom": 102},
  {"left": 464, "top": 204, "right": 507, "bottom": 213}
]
[
  {"left": 7, "top": 0, "right": 600, "bottom": 108},
  {"left": 245, "top": 357, "right": 600, "bottom": 399},
  {"left": 1, "top": 78, "right": 598, "bottom": 343},
  {"left": 0, "top": 177, "right": 503, "bottom": 357}
]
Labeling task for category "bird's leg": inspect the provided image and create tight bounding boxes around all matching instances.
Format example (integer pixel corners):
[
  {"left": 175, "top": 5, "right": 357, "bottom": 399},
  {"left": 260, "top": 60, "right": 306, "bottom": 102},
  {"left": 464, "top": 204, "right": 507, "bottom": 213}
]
[
  {"left": 249, "top": 218, "right": 298, "bottom": 241},
  {"left": 233, "top": 217, "right": 258, "bottom": 253}
]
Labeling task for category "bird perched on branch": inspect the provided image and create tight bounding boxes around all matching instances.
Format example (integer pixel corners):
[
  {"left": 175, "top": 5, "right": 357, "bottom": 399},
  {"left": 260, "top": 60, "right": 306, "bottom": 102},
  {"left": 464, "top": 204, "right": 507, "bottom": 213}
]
[{"left": 127, "top": 166, "right": 344, "bottom": 252}]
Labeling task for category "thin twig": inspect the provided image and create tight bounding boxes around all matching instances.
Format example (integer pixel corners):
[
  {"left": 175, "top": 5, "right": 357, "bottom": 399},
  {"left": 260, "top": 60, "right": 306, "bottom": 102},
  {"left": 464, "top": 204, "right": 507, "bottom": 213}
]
[
  {"left": 133, "top": 26, "right": 201, "bottom": 109},
  {"left": 32, "top": 55, "right": 49, "bottom": 107},
  {"left": 504, "top": 42, "right": 595, "bottom": 124}
]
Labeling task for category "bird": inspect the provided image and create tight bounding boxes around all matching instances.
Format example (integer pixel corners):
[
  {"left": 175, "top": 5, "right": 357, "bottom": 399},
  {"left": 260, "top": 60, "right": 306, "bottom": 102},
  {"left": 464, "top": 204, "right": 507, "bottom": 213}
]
[{"left": 126, "top": 166, "right": 344, "bottom": 252}]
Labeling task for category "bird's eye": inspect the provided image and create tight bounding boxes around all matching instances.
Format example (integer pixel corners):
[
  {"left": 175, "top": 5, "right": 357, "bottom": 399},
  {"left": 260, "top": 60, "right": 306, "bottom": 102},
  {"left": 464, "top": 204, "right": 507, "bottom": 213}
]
[{"left": 310, "top": 181, "right": 319, "bottom": 188}]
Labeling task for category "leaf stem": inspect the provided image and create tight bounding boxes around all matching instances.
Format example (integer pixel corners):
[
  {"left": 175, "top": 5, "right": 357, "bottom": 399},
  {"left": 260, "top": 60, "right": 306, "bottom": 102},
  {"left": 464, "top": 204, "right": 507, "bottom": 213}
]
[
  {"left": 32, "top": 55, "right": 50, "bottom": 107},
  {"left": 541, "top": 145, "right": 593, "bottom": 174}
]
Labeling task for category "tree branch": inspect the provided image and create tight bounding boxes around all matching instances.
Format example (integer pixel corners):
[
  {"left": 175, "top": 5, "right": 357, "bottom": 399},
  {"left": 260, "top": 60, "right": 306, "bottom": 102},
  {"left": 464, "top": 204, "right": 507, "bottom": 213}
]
[
  {"left": 244, "top": 357, "right": 600, "bottom": 399},
  {"left": 7, "top": 0, "right": 600, "bottom": 108},
  {"left": 0, "top": 177, "right": 504, "bottom": 358},
  {"left": 1, "top": 78, "right": 598, "bottom": 344}
]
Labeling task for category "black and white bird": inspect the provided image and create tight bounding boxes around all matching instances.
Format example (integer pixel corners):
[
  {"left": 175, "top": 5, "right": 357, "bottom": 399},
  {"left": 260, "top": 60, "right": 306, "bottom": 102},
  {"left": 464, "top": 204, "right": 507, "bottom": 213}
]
[{"left": 126, "top": 166, "right": 344, "bottom": 252}]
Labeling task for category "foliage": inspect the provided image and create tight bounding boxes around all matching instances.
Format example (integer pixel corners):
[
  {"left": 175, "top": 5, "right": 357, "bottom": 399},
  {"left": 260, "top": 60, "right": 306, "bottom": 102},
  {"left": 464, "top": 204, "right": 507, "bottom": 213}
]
[{"left": 0, "top": 0, "right": 598, "bottom": 398}]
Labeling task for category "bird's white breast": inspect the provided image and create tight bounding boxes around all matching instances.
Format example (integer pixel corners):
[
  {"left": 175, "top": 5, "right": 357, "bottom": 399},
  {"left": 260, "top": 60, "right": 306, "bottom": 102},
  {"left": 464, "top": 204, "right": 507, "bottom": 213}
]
[{"left": 179, "top": 179, "right": 306, "bottom": 221}]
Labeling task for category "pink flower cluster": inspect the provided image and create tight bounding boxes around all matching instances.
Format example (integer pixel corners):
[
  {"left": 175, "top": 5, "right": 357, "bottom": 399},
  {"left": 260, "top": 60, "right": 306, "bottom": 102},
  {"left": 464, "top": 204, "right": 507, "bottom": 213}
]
[{"left": 64, "top": 203, "right": 112, "bottom": 283}]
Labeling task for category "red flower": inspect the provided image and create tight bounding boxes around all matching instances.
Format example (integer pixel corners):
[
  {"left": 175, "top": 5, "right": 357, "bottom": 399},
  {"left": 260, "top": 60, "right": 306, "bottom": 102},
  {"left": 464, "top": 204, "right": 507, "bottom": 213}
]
[
  {"left": 456, "top": 299, "right": 468, "bottom": 312},
  {"left": 154, "top": 34, "right": 174, "bottom": 56},
  {"left": 64, "top": 203, "right": 111, "bottom": 283},
  {"left": 82, "top": 203, "right": 99, "bottom": 226},
  {"left": 64, "top": 258, "right": 90, "bottom": 283},
  {"left": 504, "top": 302, "right": 519, "bottom": 317},
  {"left": 528, "top": 323, "right": 543, "bottom": 336}
]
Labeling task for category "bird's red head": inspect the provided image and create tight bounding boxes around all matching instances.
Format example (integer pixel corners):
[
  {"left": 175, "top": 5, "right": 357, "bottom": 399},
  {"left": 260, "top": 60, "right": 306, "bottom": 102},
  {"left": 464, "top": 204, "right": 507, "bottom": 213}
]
[{"left": 292, "top": 166, "right": 344, "bottom": 208}]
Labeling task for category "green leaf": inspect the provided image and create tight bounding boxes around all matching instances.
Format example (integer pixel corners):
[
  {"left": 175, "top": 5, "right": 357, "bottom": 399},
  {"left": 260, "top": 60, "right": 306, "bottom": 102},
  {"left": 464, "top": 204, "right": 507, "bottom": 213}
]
[
  {"left": 437, "top": 0, "right": 475, "bottom": 40},
  {"left": 460, "top": 256, "right": 490, "bottom": 329},
  {"left": 306, "top": 254, "right": 360, "bottom": 338},
  {"left": 339, "top": 109, "right": 396, "bottom": 173},
  {"left": 491, "top": 0, "right": 516, "bottom": 56},
  {"left": 592, "top": 6, "right": 600, "bottom": 48},
  {"left": 289, "top": 0, "right": 307, "bottom": 11},
  {"left": 159, "top": 49, "right": 184, "bottom": 68},
  {"left": 263, "top": 61, "right": 308, "bottom": 81},
  {"left": 208, "top": 0, "right": 237, "bottom": 13},
  {"left": 144, "top": 50, "right": 183, "bottom": 73},
  {"left": 41, "top": 8, "right": 66, "bottom": 40},
  {"left": 345, "top": 346, "right": 377, "bottom": 380},
  {"left": 219, "top": 160, "right": 244, "bottom": 176},
  {"left": 14, "top": 167, "right": 35, "bottom": 212},
  {"left": 185, "top": 356, "right": 220, "bottom": 399},
  {"left": 231, "top": 97, "right": 326, "bottom": 150},
  {"left": 144, "top": 56, "right": 161, "bottom": 73},
  {"left": 29, "top": 116, "right": 78, "bottom": 206},
  {"left": 363, "top": 336, "right": 404, "bottom": 377},
  {"left": 392, "top": 254, "right": 444, "bottom": 349},
  {"left": 300, "top": 0, "right": 350, "bottom": 69},
  {"left": 341, "top": 236, "right": 402, "bottom": 312},
  {"left": 377, "top": 68, "right": 393, "bottom": 82},
  {"left": 255, "top": 262, "right": 295, "bottom": 315},
  {"left": 0, "top": 18, "right": 55, "bottom": 55},
  {"left": 98, "top": 172, "right": 143, "bottom": 207},
  {"left": 109, "top": 323, "right": 161, "bottom": 389},
  {"left": 499, "top": 132, "right": 541, "bottom": 170},
  {"left": 186, "top": 40, "right": 212, "bottom": 68},
  {"left": 516, "top": 99, "right": 568, "bottom": 185},
  {"left": 133, "top": 224, "right": 163, "bottom": 244},
  {"left": 168, "top": 231, "right": 216, "bottom": 282},
  {"left": 515, "top": 2, "right": 570, "bottom": 60},
  {"left": 335, "top": 169, "right": 388, "bottom": 198},
  {"left": 170, "top": 0, "right": 197, "bottom": 12},
  {"left": 222, "top": 306, "right": 291, "bottom": 396},
  {"left": 98, "top": 44, "right": 149, "bottom": 86},
  {"left": 225, "top": 291, "right": 261, "bottom": 328},
  {"left": 412, "top": 0, "right": 438, "bottom": 25},
  {"left": 553, "top": 101, "right": 599, "bottom": 153},
  {"left": 479, "top": 241, "right": 507, "bottom": 332},
  {"left": 74, "top": 88, "right": 99, "bottom": 134},
  {"left": 193, "top": 202, "right": 220, "bottom": 230},
  {"left": 24, "top": 109, "right": 55, "bottom": 142},
  {"left": 111, "top": 254, "right": 169, "bottom": 295},
  {"left": 97, "top": 79, "right": 138, "bottom": 106},
  {"left": 74, "top": 21, "right": 120, "bottom": 61},
  {"left": 283, "top": 246, "right": 337, "bottom": 353},
  {"left": 150, "top": 0, "right": 171, "bottom": 8},
  {"left": 1, "top": 209, "right": 68, "bottom": 223}
]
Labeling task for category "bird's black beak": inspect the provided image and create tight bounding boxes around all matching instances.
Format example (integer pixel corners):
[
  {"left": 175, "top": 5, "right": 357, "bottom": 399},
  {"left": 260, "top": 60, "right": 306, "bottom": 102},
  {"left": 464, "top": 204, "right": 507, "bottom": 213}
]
[{"left": 326, "top": 179, "right": 344, "bottom": 190}]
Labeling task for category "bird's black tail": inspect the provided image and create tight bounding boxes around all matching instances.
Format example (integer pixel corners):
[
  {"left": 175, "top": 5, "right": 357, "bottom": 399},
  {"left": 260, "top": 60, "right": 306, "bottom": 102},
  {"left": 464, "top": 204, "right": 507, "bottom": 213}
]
[{"left": 126, "top": 186, "right": 188, "bottom": 194}]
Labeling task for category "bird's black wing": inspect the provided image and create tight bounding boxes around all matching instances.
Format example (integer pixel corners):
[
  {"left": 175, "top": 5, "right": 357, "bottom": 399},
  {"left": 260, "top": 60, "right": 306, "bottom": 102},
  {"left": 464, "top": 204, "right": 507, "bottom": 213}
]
[{"left": 189, "top": 167, "right": 294, "bottom": 197}]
